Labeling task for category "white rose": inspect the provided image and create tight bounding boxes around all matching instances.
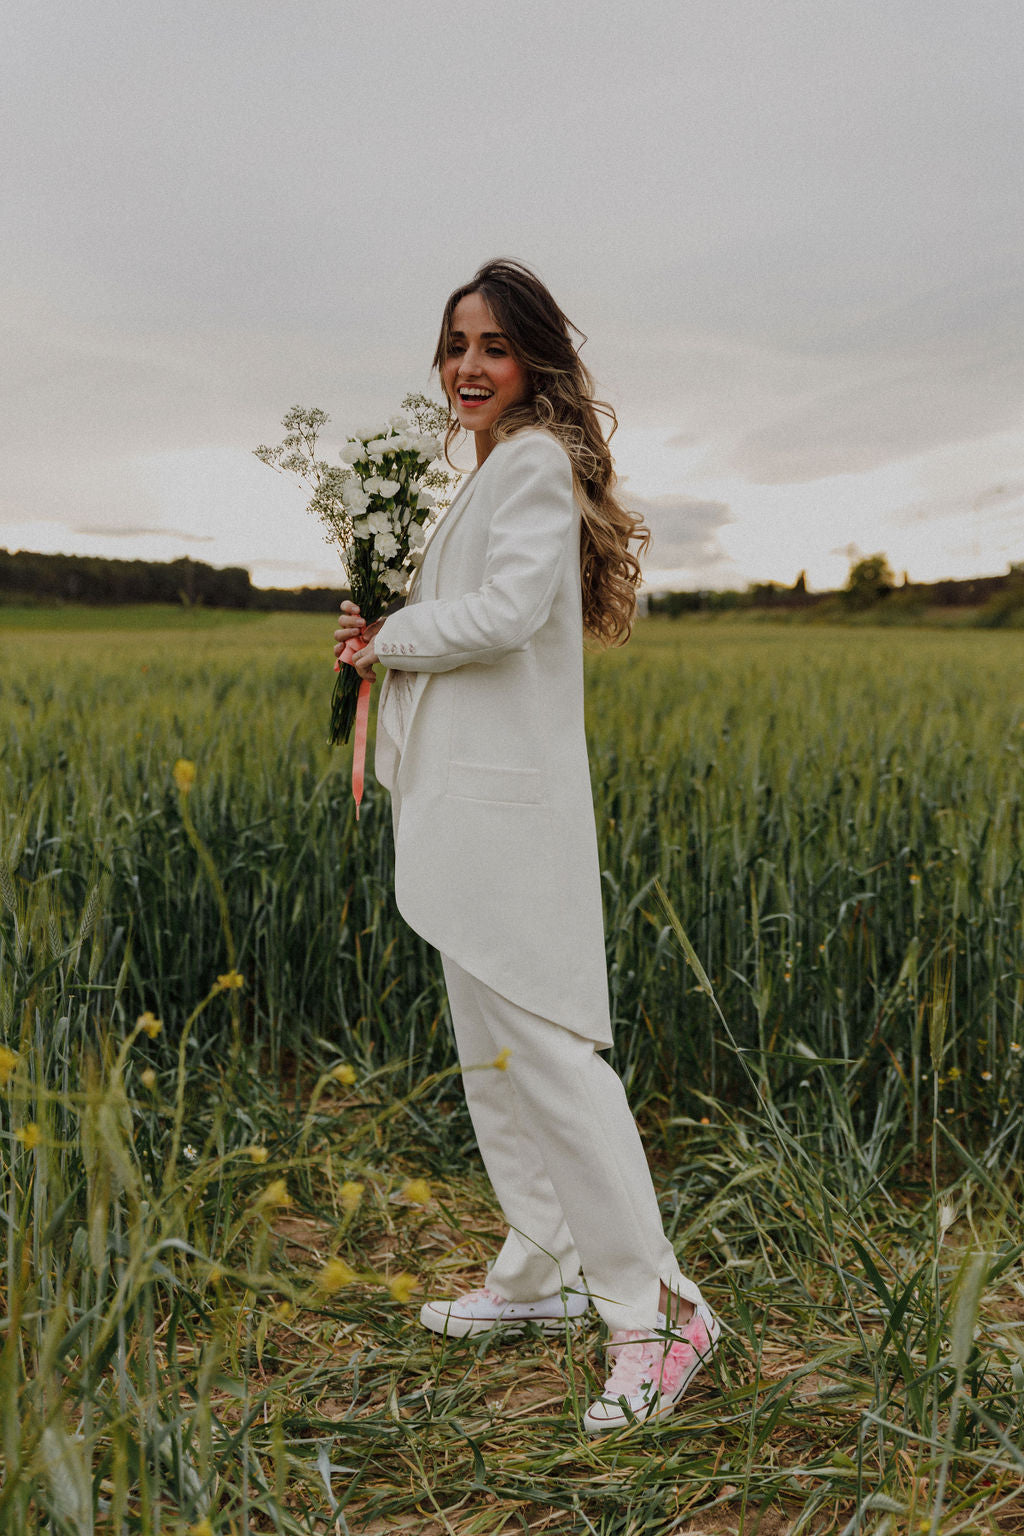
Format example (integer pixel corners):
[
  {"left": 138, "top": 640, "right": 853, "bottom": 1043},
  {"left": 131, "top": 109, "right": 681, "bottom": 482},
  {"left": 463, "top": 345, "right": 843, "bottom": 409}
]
[
  {"left": 351, "top": 518, "right": 372, "bottom": 539},
  {"left": 408, "top": 547, "right": 425, "bottom": 568},
  {"left": 374, "top": 531, "right": 399, "bottom": 560},
  {"left": 416, "top": 489, "right": 436, "bottom": 509},
  {"left": 382, "top": 568, "right": 408, "bottom": 593},
  {"left": 408, "top": 523, "right": 427, "bottom": 552},
  {"left": 341, "top": 440, "right": 364, "bottom": 463},
  {"left": 366, "top": 442, "right": 389, "bottom": 462},
  {"left": 377, "top": 478, "right": 401, "bottom": 497},
  {"left": 362, "top": 476, "right": 383, "bottom": 495},
  {"left": 389, "top": 413, "right": 410, "bottom": 430},
  {"left": 366, "top": 509, "right": 391, "bottom": 535}
]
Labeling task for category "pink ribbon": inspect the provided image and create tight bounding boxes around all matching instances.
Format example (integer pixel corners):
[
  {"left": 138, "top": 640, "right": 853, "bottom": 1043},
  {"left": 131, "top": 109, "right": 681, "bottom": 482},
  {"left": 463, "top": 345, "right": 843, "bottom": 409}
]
[{"left": 334, "top": 627, "right": 373, "bottom": 820}]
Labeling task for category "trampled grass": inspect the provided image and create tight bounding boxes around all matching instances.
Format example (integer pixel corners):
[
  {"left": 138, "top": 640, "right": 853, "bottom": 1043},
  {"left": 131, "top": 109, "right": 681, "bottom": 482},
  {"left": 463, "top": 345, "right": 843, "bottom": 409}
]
[{"left": 1, "top": 611, "right": 1023, "bottom": 1533}]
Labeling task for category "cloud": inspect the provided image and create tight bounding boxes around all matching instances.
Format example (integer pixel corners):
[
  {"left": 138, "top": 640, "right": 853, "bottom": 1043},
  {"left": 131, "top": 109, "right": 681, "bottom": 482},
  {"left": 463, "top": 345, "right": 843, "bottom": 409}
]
[
  {"left": 973, "top": 480, "right": 1024, "bottom": 513},
  {"left": 623, "top": 491, "right": 736, "bottom": 585},
  {"left": 884, "top": 478, "right": 1024, "bottom": 573},
  {"left": 727, "top": 345, "right": 1024, "bottom": 486},
  {"left": 683, "top": 263, "right": 1024, "bottom": 484},
  {"left": 71, "top": 524, "right": 215, "bottom": 542}
]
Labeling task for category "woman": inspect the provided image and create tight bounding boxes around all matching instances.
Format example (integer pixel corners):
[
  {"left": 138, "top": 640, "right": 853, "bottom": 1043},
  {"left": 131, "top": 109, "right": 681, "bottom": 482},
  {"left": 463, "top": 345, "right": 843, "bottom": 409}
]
[{"left": 333, "top": 259, "right": 718, "bottom": 1432}]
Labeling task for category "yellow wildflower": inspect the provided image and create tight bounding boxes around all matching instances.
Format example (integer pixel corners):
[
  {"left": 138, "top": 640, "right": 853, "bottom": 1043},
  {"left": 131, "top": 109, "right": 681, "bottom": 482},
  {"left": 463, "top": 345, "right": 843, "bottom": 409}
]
[
  {"left": 140, "top": 1067, "right": 157, "bottom": 1090},
  {"left": 275, "top": 1299, "right": 295, "bottom": 1321},
  {"left": 340, "top": 1180, "right": 364, "bottom": 1215},
  {"left": 317, "top": 1257, "right": 358, "bottom": 1293},
  {"left": 400, "top": 1178, "right": 432, "bottom": 1205},
  {"left": 173, "top": 758, "right": 196, "bottom": 794},
  {"left": 0, "top": 1045, "right": 18, "bottom": 1086},
  {"left": 215, "top": 970, "right": 244, "bottom": 992},
  {"left": 330, "top": 1063, "right": 356, "bottom": 1085},
  {"left": 137, "top": 1011, "right": 162, "bottom": 1038},
  {"left": 389, "top": 1272, "right": 417, "bottom": 1304},
  {"left": 189, "top": 1520, "right": 214, "bottom": 1536},
  {"left": 249, "top": 1145, "right": 269, "bottom": 1164},
  {"left": 947, "top": 1066, "right": 961, "bottom": 1081},
  {"left": 981, "top": 1071, "right": 993, "bottom": 1082},
  {"left": 208, "top": 1264, "right": 223, "bottom": 1286},
  {"left": 1010, "top": 1042, "right": 1022, "bottom": 1055},
  {"left": 909, "top": 873, "right": 921, "bottom": 885},
  {"left": 16, "top": 1123, "right": 42, "bottom": 1150},
  {"left": 492, "top": 1048, "right": 511, "bottom": 1071},
  {"left": 255, "top": 1179, "right": 291, "bottom": 1209}
]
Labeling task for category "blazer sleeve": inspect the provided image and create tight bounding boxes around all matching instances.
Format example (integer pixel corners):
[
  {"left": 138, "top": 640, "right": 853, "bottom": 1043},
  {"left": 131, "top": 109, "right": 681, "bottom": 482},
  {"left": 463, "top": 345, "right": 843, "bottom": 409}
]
[{"left": 374, "top": 433, "right": 576, "bottom": 673}]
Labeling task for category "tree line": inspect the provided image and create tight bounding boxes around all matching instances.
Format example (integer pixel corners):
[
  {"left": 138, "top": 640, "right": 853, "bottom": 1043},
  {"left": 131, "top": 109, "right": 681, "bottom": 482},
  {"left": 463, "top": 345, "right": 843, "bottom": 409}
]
[
  {"left": 648, "top": 555, "right": 1024, "bottom": 627},
  {"left": 0, "top": 549, "right": 347, "bottom": 612},
  {"left": 3, "top": 546, "right": 1022, "bottom": 626}
]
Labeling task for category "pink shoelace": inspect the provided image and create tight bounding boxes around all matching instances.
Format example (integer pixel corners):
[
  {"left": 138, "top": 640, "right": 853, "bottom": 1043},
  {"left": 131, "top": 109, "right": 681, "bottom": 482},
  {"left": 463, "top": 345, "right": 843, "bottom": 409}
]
[
  {"left": 602, "top": 1314, "right": 711, "bottom": 1400},
  {"left": 461, "top": 1286, "right": 508, "bottom": 1306}
]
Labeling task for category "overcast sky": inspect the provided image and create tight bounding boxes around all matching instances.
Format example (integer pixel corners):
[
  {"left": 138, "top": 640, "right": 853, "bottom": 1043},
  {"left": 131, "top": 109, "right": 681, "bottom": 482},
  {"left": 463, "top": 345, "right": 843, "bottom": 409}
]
[{"left": 3, "top": 0, "right": 1023, "bottom": 591}]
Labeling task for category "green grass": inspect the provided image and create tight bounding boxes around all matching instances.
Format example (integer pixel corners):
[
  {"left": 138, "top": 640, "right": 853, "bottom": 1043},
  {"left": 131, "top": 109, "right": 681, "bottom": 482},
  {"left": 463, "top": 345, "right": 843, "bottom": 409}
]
[
  {"left": 2, "top": 614, "right": 1024, "bottom": 1533},
  {"left": 0, "top": 602, "right": 273, "bottom": 631}
]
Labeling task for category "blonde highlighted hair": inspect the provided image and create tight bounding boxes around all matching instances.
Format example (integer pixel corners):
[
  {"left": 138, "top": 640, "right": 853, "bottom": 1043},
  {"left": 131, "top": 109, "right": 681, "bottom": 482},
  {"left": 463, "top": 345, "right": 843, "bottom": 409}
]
[{"left": 433, "top": 258, "right": 649, "bottom": 646}]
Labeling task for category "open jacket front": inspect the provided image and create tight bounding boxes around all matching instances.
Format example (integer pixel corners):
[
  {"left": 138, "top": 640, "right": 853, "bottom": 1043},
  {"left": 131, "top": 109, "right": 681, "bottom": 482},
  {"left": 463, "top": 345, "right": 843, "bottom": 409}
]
[{"left": 373, "top": 429, "right": 613, "bottom": 1047}]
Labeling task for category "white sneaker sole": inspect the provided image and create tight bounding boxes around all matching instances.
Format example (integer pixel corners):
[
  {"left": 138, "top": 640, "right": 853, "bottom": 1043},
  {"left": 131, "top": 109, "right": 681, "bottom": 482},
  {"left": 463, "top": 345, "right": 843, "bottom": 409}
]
[{"left": 419, "top": 1301, "right": 588, "bottom": 1340}]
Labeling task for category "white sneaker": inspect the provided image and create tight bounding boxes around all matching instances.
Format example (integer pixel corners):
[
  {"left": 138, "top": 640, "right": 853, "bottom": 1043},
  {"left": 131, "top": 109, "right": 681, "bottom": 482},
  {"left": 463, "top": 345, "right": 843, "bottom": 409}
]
[
  {"left": 583, "top": 1301, "right": 720, "bottom": 1433},
  {"left": 419, "top": 1284, "right": 590, "bottom": 1339}
]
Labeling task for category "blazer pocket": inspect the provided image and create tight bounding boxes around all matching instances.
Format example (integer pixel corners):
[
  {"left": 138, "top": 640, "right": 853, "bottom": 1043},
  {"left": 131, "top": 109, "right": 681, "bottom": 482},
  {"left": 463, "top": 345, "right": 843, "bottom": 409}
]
[{"left": 446, "top": 759, "right": 543, "bottom": 805}]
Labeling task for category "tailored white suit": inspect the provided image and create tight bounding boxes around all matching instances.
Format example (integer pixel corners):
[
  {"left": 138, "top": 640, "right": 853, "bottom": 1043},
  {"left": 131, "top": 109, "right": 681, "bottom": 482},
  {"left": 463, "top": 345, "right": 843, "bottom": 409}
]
[
  {"left": 373, "top": 430, "right": 704, "bottom": 1330},
  {"left": 374, "top": 430, "right": 611, "bottom": 1046}
]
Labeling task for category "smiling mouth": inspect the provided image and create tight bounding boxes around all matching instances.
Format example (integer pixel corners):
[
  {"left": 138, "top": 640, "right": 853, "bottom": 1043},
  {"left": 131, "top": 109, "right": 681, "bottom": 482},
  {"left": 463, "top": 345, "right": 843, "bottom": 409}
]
[{"left": 458, "top": 388, "right": 494, "bottom": 403}]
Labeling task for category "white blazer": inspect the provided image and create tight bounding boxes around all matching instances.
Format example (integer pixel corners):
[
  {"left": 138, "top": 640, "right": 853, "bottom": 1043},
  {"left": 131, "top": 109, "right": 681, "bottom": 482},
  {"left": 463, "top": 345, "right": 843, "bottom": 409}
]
[{"left": 373, "top": 429, "right": 613, "bottom": 1046}]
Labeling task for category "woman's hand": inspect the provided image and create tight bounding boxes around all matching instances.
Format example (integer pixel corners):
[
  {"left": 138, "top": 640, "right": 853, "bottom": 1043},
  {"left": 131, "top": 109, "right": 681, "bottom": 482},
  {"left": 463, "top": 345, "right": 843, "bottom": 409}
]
[
  {"left": 334, "top": 600, "right": 384, "bottom": 682},
  {"left": 352, "top": 637, "right": 379, "bottom": 680}
]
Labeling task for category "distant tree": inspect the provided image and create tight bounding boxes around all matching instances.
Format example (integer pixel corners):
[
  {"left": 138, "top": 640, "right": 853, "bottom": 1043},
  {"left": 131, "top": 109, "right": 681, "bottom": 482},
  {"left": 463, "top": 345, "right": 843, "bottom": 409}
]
[{"left": 845, "top": 553, "right": 895, "bottom": 610}]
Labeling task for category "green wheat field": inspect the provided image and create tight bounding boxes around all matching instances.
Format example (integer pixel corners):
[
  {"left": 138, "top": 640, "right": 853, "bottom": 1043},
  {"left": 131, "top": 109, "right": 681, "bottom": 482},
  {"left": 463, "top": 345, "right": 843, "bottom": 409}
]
[{"left": 2, "top": 606, "right": 1023, "bottom": 1536}]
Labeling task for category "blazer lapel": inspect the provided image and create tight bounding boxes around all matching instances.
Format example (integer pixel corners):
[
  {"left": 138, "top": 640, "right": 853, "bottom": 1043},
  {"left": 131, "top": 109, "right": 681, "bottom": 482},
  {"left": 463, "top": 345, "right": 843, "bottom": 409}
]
[
  {"left": 378, "top": 465, "right": 481, "bottom": 752},
  {"left": 412, "top": 464, "right": 480, "bottom": 602}
]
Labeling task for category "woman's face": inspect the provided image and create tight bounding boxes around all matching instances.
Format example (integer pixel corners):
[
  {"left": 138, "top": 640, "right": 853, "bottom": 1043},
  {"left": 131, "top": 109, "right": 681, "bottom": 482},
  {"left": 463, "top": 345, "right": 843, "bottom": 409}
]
[{"left": 441, "top": 291, "right": 531, "bottom": 453}]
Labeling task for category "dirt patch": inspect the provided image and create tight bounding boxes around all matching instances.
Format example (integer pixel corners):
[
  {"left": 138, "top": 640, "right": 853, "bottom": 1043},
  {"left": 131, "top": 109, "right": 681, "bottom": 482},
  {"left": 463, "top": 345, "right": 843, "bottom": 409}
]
[{"left": 272, "top": 1212, "right": 335, "bottom": 1262}]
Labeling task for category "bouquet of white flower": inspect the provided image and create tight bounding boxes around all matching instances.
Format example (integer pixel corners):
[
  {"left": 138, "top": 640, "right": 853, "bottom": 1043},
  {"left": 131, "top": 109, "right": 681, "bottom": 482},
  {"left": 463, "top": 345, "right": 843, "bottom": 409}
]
[{"left": 256, "top": 396, "right": 454, "bottom": 756}]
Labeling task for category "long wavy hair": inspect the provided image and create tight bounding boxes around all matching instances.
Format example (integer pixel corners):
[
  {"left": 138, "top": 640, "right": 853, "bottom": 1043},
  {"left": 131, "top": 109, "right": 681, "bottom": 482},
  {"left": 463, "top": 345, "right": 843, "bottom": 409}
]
[{"left": 432, "top": 258, "right": 650, "bottom": 646}]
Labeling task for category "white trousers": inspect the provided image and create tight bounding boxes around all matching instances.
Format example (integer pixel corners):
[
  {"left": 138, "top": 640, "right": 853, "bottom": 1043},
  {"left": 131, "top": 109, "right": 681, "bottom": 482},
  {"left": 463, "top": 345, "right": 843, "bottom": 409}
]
[{"left": 440, "top": 952, "right": 705, "bottom": 1332}]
